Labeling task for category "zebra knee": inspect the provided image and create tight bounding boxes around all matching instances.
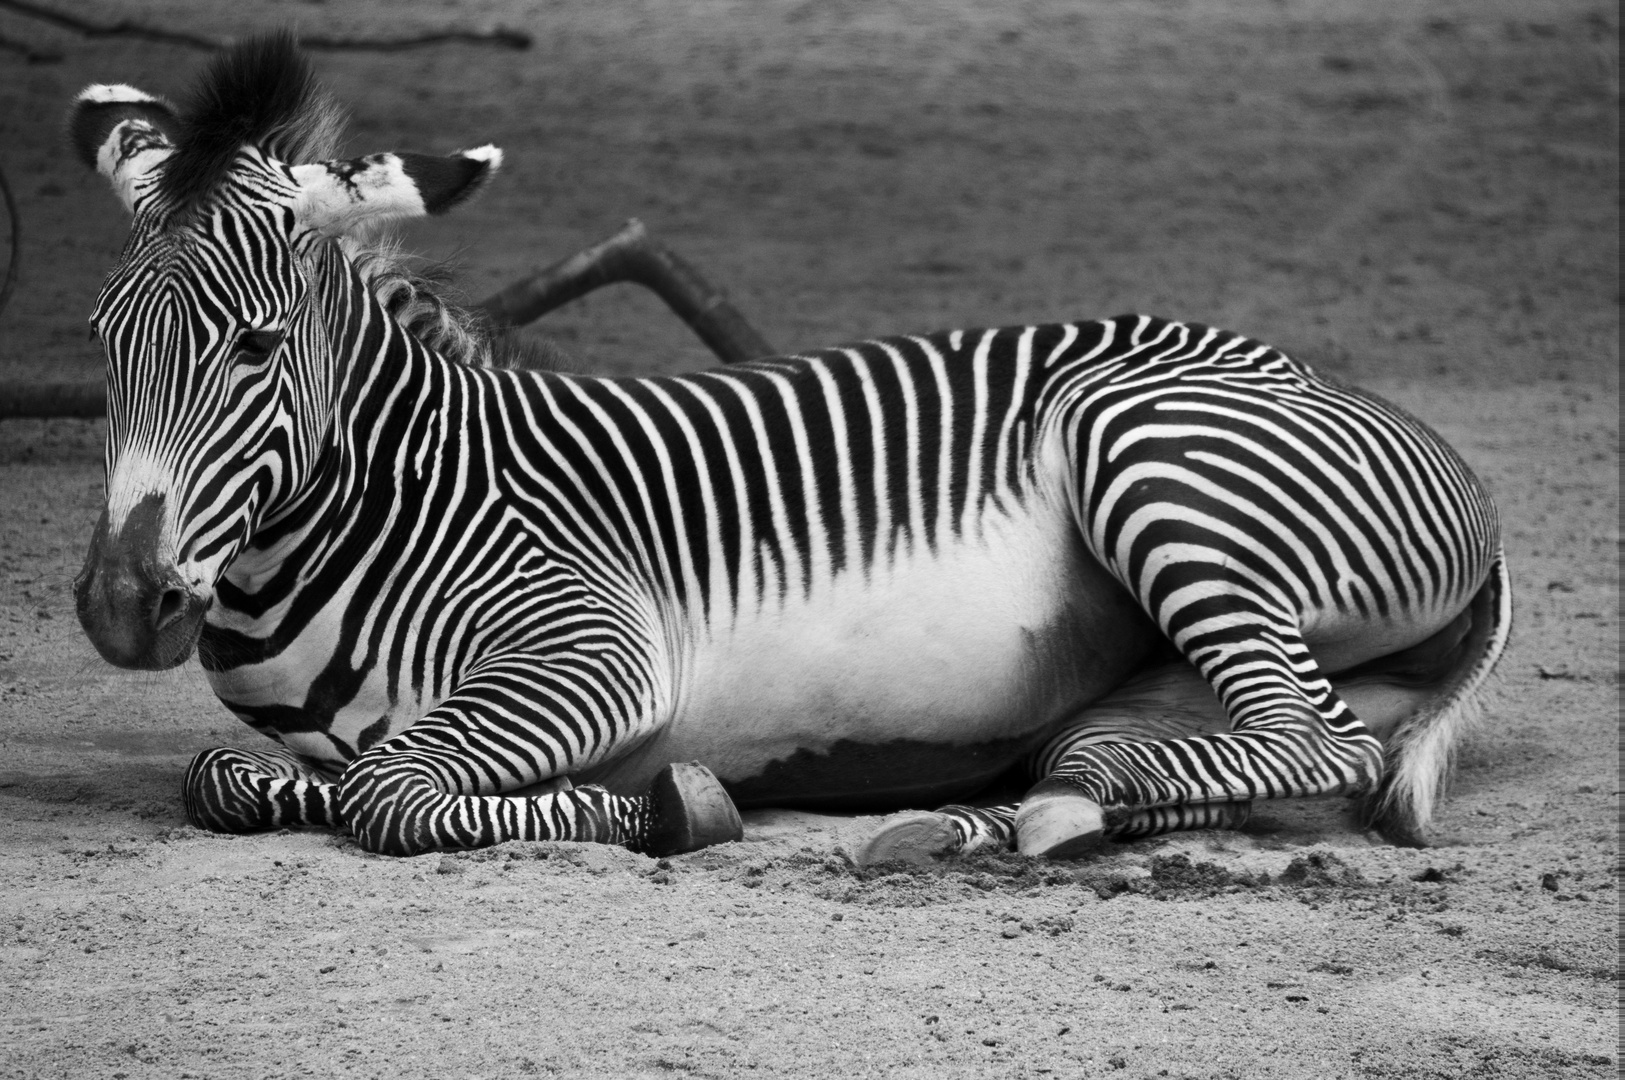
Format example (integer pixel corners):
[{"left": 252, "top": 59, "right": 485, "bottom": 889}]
[
  {"left": 336, "top": 755, "right": 448, "bottom": 856},
  {"left": 184, "top": 747, "right": 256, "bottom": 832},
  {"left": 183, "top": 746, "right": 333, "bottom": 833}
]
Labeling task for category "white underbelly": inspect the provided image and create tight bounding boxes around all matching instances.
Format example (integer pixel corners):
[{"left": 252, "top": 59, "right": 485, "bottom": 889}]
[
  {"left": 588, "top": 506, "right": 1156, "bottom": 797},
  {"left": 691, "top": 541, "right": 1064, "bottom": 752}
]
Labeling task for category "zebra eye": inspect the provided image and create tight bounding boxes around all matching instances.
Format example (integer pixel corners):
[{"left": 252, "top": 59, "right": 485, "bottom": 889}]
[{"left": 235, "top": 329, "right": 284, "bottom": 361}]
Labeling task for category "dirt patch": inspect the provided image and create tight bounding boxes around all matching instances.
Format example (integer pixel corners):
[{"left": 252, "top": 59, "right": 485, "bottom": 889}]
[{"left": 0, "top": 1, "right": 1617, "bottom": 1078}]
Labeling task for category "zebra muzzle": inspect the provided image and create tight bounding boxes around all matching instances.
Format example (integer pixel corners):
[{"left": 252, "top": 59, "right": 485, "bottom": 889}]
[{"left": 74, "top": 496, "right": 209, "bottom": 670}]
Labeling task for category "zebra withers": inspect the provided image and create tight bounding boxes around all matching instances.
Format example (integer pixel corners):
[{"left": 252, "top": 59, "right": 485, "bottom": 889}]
[{"left": 67, "top": 36, "right": 1510, "bottom": 860}]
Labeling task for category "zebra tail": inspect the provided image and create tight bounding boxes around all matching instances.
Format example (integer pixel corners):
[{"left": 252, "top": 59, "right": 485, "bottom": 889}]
[{"left": 1362, "top": 548, "right": 1514, "bottom": 847}]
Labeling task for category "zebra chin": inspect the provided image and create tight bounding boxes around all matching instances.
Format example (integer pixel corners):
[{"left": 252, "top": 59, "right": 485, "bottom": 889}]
[{"left": 73, "top": 497, "right": 212, "bottom": 671}]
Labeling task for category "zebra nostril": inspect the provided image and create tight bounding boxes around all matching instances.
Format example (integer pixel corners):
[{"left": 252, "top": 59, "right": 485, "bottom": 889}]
[{"left": 154, "top": 586, "right": 190, "bottom": 632}]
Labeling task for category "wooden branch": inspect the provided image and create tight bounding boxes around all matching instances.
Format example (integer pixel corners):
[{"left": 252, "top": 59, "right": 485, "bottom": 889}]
[
  {"left": 0, "top": 0, "right": 531, "bottom": 51},
  {"left": 476, "top": 219, "right": 777, "bottom": 366}
]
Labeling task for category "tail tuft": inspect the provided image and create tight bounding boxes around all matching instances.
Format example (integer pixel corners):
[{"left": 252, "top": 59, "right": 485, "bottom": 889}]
[{"left": 1359, "top": 551, "right": 1512, "bottom": 845}]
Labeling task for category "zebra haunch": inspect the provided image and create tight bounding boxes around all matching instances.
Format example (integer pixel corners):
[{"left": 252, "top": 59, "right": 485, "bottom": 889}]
[{"left": 65, "top": 37, "right": 1510, "bottom": 861}]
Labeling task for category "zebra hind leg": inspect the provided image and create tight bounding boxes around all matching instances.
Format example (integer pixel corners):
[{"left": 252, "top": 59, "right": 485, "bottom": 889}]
[
  {"left": 855, "top": 804, "right": 1016, "bottom": 867},
  {"left": 1014, "top": 664, "right": 1257, "bottom": 857},
  {"left": 857, "top": 675, "right": 1262, "bottom": 867},
  {"left": 1017, "top": 797, "right": 1256, "bottom": 859},
  {"left": 1017, "top": 603, "right": 1384, "bottom": 859},
  {"left": 183, "top": 745, "right": 339, "bottom": 833},
  {"left": 861, "top": 591, "right": 1492, "bottom": 864},
  {"left": 855, "top": 799, "right": 1252, "bottom": 867},
  {"left": 1010, "top": 608, "right": 1505, "bottom": 859},
  {"left": 857, "top": 665, "right": 1264, "bottom": 866}
]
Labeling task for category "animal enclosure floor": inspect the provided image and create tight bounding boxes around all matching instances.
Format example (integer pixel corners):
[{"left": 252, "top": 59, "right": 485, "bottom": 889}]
[{"left": 0, "top": 1, "right": 1616, "bottom": 1078}]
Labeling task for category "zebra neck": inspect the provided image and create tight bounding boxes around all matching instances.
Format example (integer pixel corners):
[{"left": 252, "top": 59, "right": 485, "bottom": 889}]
[{"left": 218, "top": 273, "right": 471, "bottom": 610}]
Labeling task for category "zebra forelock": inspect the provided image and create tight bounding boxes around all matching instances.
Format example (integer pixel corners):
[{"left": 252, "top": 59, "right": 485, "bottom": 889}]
[{"left": 157, "top": 31, "right": 345, "bottom": 216}]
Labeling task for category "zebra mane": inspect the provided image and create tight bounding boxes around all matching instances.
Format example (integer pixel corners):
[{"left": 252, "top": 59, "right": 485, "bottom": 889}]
[
  {"left": 354, "top": 242, "right": 493, "bottom": 365},
  {"left": 352, "top": 241, "right": 566, "bottom": 372},
  {"left": 158, "top": 31, "right": 345, "bottom": 211}
]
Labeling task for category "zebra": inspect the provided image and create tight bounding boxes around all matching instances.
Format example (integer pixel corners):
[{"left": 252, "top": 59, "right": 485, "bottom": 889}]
[{"left": 68, "top": 36, "right": 1509, "bottom": 861}]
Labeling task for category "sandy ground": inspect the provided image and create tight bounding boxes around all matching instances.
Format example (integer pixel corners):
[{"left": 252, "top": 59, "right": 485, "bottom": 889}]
[{"left": 0, "top": 1, "right": 1617, "bottom": 1077}]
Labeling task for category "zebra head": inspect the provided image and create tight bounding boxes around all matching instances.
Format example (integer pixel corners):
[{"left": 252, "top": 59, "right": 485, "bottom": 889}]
[{"left": 69, "top": 34, "right": 500, "bottom": 669}]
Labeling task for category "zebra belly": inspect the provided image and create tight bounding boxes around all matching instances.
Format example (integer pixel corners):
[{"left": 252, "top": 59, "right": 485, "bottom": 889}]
[{"left": 581, "top": 510, "right": 1158, "bottom": 808}]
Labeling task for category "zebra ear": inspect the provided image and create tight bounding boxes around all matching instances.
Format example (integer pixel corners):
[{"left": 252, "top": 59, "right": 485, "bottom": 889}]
[
  {"left": 290, "top": 145, "right": 502, "bottom": 237},
  {"left": 69, "top": 85, "right": 178, "bottom": 213}
]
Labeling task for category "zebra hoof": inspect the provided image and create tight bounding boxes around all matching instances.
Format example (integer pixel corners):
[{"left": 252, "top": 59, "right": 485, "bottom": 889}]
[
  {"left": 855, "top": 811, "right": 959, "bottom": 868},
  {"left": 643, "top": 762, "right": 743, "bottom": 856},
  {"left": 1015, "top": 791, "right": 1105, "bottom": 860}
]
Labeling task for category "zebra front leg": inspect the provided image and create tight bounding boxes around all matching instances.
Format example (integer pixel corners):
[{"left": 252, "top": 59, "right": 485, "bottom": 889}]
[
  {"left": 338, "top": 744, "right": 740, "bottom": 857},
  {"left": 183, "top": 745, "right": 339, "bottom": 833},
  {"left": 333, "top": 657, "right": 741, "bottom": 857}
]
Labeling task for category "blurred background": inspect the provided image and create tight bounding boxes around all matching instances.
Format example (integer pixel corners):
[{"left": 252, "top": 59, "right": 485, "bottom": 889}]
[{"left": 0, "top": 0, "right": 1616, "bottom": 386}]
